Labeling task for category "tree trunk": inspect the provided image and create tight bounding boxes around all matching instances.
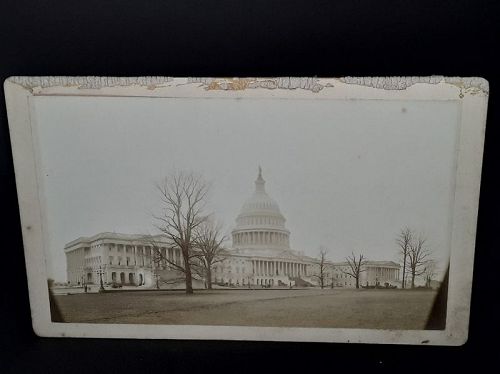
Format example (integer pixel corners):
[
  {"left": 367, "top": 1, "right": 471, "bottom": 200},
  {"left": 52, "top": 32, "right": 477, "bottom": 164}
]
[
  {"left": 206, "top": 267, "right": 212, "bottom": 289},
  {"left": 402, "top": 253, "right": 407, "bottom": 289},
  {"left": 411, "top": 272, "right": 415, "bottom": 289},
  {"left": 185, "top": 266, "right": 193, "bottom": 294},
  {"left": 182, "top": 248, "right": 193, "bottom": 294},
  {"left": 355, "top": 277, "right": 359, "bottom": 289}
]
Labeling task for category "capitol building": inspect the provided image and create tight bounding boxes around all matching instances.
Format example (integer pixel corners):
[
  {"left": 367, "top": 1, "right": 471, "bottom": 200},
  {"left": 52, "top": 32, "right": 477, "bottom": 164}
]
[{"left": 65, "top": 169, "right": 400, "bottom": 289}]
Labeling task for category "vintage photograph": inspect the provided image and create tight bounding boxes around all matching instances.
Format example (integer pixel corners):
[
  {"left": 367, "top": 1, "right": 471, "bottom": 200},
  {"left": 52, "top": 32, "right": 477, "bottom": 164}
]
[{"left": 5, "top": 77, "right": 488, "bottom": 344}]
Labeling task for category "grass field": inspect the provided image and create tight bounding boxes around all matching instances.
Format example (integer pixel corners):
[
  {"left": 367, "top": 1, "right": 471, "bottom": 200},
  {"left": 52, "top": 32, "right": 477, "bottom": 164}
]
[{"left": 53, "top": 288, "right": 439, "bottom": 330}]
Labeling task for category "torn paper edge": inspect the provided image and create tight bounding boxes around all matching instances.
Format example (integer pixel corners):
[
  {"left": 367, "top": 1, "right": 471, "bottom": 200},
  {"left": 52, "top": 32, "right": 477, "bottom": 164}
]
[{"left": 6, "top": 76, "right": 489, "bottom": 95}]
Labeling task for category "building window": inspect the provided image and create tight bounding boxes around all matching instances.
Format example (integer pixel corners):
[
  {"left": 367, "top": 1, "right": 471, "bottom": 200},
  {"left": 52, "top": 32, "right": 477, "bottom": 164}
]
[
  {"left": 126, "top": 257, "right": 130, "bottom": 266},
  {"left": 109, "top": 256, "right": 113, "bottom": 265}
]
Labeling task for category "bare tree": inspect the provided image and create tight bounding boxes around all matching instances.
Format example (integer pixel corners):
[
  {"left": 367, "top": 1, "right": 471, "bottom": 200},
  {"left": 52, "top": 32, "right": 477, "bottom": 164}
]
[
  {"left": 152, "top": 172, "right": 210, "bottom": 294},
  {"left": 191, "top": 217, "right": 227, "bottom": 289},
  {"left": 407, "top": 234, "right": 431, "bottom": 289},
  {"left": 139, "top": 235, "right": 191, "bottom": 289},
  {"left": 341, "top": 252, "right": 366, "bottom": 289},
  {"left": 312, "top": 248, "right": 328, "bottom": 289},
  {"left": 396, "top": 227, "right": 412, "bottom": 289}
]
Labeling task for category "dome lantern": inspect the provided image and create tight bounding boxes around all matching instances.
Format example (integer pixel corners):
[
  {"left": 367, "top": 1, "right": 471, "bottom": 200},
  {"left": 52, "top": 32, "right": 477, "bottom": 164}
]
[{"left": 255, "top": 165, "right": 265, "bottom": 193}]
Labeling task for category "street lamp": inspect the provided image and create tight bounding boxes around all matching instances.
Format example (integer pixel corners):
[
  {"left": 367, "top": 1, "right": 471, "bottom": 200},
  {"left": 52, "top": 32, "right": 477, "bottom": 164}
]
[
  {"left": 98, "top": 265, "right": 105, "bottom": 292},
  {"left": 81, "top": 266, "right": 87, "bottom": 293}
]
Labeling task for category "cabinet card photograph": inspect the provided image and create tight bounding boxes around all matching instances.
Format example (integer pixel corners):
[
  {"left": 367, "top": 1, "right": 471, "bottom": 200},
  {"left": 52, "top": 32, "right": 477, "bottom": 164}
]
[{"left": 4, "top": 77, "right": 488, "bottom": 345}]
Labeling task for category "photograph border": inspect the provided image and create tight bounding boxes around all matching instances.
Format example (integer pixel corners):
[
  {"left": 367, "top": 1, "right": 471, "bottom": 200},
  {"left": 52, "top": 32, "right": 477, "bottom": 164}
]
[{"left": 4, "top": 76, "right": 489, "bottom": 345}]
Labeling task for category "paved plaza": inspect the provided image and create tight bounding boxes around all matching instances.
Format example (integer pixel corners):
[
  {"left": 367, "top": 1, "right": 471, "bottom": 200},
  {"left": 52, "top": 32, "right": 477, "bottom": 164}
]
[{"left": 53, "top": 288, "right": 439, "bottom": 330}]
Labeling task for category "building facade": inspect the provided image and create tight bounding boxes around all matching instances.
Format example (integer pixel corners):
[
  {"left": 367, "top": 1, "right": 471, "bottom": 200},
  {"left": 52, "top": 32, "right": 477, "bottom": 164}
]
[
  {"left": 65, "top": 169, "right": 400, "bottom": 288},
  {"left": 65, "top": 233, "right": 178, "bottom": 287}
]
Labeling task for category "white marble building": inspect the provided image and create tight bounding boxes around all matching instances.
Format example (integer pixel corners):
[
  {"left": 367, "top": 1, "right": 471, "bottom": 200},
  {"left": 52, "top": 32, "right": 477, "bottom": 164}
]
[
  {"left": 64, "top": 169, "right": 400, "bottom": 288},
  {"left": 213, "top": 168, "right": 318, "bottom": 287},
  {"left": 65, "top": 233, "right": 172, "bottom": 287}
]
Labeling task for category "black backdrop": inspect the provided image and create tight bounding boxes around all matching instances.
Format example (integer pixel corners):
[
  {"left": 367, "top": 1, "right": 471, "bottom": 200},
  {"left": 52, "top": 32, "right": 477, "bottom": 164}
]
[{"left": 0, "top": 1, "right": 498, "bottom": 372}]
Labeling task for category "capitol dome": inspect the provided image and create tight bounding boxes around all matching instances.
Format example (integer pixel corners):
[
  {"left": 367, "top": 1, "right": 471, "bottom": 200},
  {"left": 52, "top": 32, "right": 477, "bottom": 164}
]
[{"left": 232, "top": 167, "right": 290, "bottom": 251}]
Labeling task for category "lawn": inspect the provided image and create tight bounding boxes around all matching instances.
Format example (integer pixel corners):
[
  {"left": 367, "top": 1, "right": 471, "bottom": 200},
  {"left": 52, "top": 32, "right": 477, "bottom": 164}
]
[{"left": 52, "top": 288, "right": 440, "bottom": 330}]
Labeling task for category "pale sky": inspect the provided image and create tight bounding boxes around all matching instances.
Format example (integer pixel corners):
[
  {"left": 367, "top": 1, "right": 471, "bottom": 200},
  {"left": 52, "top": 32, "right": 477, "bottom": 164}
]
[{"left": 32, "top": 96, "right": 460, "bottom": 281}]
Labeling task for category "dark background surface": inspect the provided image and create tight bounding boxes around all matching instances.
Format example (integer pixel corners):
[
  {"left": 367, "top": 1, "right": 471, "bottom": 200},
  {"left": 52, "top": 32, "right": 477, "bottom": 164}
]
[{"left": 0, "top": 0, "right": 498, "bottom": 372}]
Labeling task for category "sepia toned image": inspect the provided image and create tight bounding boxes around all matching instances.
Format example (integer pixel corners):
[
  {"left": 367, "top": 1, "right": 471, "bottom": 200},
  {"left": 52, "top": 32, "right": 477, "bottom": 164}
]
[{"left": 4, "top": 77, "right": 488, "bottom": 344}]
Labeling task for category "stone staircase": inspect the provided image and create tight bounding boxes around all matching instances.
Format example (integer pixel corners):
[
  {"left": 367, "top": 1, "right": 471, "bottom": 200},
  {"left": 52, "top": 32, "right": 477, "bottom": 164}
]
[{"left": 291, "top": 276, "right": 315, "bottom": 287}]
